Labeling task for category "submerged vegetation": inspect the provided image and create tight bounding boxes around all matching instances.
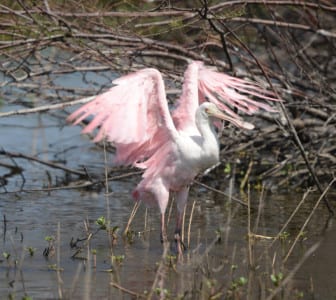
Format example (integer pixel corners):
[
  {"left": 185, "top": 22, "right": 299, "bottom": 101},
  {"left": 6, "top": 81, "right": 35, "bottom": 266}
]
[{"left": 0, "top": 0, "right": 336, "bottom": 299}]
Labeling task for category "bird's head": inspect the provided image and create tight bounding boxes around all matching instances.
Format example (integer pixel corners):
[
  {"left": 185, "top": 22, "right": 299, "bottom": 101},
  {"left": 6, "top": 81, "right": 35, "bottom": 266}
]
[{"left": 200, "top": 102, "right": 254, "bottom": 130}]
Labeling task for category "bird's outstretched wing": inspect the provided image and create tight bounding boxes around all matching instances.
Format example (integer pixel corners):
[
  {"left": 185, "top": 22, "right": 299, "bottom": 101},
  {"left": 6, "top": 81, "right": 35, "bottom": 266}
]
[
  {"left": 173, "top": 61, "right": 279, "bottom": 132},
  {"left": 67, "top": 68, "right": 176, "bottom": 166}
]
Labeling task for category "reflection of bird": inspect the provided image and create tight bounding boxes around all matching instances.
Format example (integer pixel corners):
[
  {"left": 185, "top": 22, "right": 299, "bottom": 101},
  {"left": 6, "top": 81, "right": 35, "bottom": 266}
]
[{"left": 68, "top": 61, "right": 277, "bottom": 253}]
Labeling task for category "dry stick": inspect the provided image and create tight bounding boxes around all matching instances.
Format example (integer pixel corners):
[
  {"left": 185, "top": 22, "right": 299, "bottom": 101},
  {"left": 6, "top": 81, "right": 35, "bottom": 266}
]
[
  {"left": 253, "top": 185, "right": 265, "bottom": 232},
  {"left": 2, "top": 0, "right": 335, "bottom": 17},
  {"left": 193, "top": 180, "right": 247, "bottom": 207},
  {"left": 269, "top": 188, "right": 312, "bottom": 249},
  {"left": 247, "top": 185, "right": 254, "bottom": 268},
  {"left": 1, "top": 147, "right": 142, "bottom": 193},
  {"left": 181, "top": 206, "right": 186, "bottom": 244},
  {"left": 144, "top": 208, "right": 148, "bottom": 234},
  {"left": 283, "top": 177, "right": 336, "bottom": 263},
  {"left": 187, "top": 199, "right": 197, "bottom": 249},
  {"left": 103, "top": 140, "right": 114, "bottom": 261},
  {"left": 209, "top": 0, "right": 336, "bottom": 13},
  {"left": 0, "top": 96, "right": 95, "bottom": 118},
  {"left": 4, "top": 152, "right": 26, "bottom": 191},
  {"left": 0, "top": 171, "right": 143, "bottom": 194},
  {"left": 123, "top": 201, "right": 141, "bottom": 236},
  {"left": 69, "top": 263, "right": 84, "bottom": 299},
  {"left": 0, "top": 149, "right": 86, "bottom": 177},
  {"left": 230, "top": 17, "right": 336, "bottom": 38},
  {"left": 9, "top": 235, "right": 28, "bottom": 299},
  {"left": 110, "top": 282, "right": 145, "bottom": 298},
  {"left": 84, "top": 235, "right": 91, "bottom": 300},
  {"left": 217, "top": 17, "right": 334, "bottom": 214},
  {"left": 3, "top": 215, "right": 7, "bottom": 241},
  {"left": 201, "top": 2, "right": 233, "bottom": 71},
  {"left": 281, "top": 102, "right": 334, "bottom": 214},
  {"left": 1, "top": 65, "right": 112, "bottom": 86},
  {"left": 56, "top": 222, "right": 64, "bottom": 299},
  {"left": 240, "top": 160, "right": 254, "bottom": 191}
]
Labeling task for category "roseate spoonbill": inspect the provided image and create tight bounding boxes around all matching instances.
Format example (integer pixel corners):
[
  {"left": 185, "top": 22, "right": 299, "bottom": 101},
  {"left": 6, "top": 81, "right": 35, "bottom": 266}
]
[{"left": 68, "top": 61, "right": 277, "bottom": 252}]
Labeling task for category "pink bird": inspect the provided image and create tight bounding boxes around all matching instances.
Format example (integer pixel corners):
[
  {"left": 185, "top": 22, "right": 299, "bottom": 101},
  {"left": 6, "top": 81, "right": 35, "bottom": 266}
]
[{"left": 68, "top": 61, "right": 277, "bottom": 253}]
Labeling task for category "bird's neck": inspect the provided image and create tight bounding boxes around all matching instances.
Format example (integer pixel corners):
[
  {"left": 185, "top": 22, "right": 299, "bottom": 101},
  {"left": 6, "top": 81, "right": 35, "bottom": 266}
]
[{"left": 196, "top": 114, "right": 219, "bottom": 155}]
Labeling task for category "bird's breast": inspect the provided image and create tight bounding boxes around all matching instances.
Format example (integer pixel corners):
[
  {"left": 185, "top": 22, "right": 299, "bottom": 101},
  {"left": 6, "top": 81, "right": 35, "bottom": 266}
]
[{"left": 175, "top": 134, "right": 219, "bottom": 173}]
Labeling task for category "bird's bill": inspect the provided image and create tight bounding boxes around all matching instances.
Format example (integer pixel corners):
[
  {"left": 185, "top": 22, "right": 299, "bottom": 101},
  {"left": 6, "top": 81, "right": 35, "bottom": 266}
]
[{"left": 206, "top": 106, "right": 255, "bottom": 130}]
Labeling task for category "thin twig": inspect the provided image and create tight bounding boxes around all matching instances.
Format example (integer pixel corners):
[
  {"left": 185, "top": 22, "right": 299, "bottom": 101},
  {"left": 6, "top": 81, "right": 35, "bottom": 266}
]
[
  {"left": 284, "top": 177, "right": 336, "bottom": 262},
  {"left": 110, "top": 282, "right": 145, "bottom": 298},
  {"left": 193, "top": 180, "right": 247, "bottom": 206},
  {"left": 270, "top": 188, "right": 312, "bottom": 248},
  {"left": 0, "top": 149, "right": 86, "bottom": 177},
  {"left": 56, "top": 222, "right": 63, "bottom": 299},
  {"left": 187, "top": 199, "right": 196, "bottom": 249},
  {"left": 0, "top": 96, "right": 95, "bottom": 118},
  {"left": 123, "top": 201, "right": 141, "bottom": 236}
]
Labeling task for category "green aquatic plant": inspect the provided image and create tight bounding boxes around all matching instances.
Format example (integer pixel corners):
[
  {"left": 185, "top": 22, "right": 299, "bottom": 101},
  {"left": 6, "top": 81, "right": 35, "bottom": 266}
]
[
  {"left": 96, "top": 216, "right": 107, "bottom": 230},
  {"left": 279, "top": 231, "right": 290, "bottom": 242},
  {"left": 223, "top": 162, "right": 231, "bottom": 174},
  {"left": 26, "top": 246, "right": 36, "bottom": 256},
  {"left": 165, "top": 254, "right": 177, "bottom": 268},
  {"left": 298, "top": 231, "right": 308, "bottom": 242},
  {"left": 230, "top": 276, "right": 248, "bottom": 291},
  {"left": 215, "top": 229, "right": 222, "bottom": 244},
  {"left": 110, "top": 225, "right": 119, "bottom": 241},
  {"left": 45, "top": 235, "right": 55, "bottom": 242},
  {"left": 124, "top": 229, "right": 135, "bottom": 244},
  {"left": 2, "top": 252, "right": 10, "bottom": 260},
  {"left": 112, "top": 254, "right": 125, "bottom": 265},
  {"left": 43, "top": 236, "right": 56, "bottom": 258},
  {"left": 154, "top": 287, "right": 170, "bottom": 298},
  {"left": 47, "top": 264, "right": 63, "bottom": 272},
  {"left": 270, "top": 272, "right": 283, "bottom": 287}
]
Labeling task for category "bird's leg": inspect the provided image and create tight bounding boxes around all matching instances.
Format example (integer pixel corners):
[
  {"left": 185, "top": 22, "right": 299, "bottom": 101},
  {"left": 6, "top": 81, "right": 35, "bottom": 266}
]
[
  {"left": 174, "top": 187, "right": 189, "bottom": 255},
  {"left": 174, "top": 213, "right": 186, "bottom": 255},
  {"left": 160, "top": 213, "right": 168, "bottom": 243},
  {"left": 153, "top": 182, "right": 169, "bottom": 244}
]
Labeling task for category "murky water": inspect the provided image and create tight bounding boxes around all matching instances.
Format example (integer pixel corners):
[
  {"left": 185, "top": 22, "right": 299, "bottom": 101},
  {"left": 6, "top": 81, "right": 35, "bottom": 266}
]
[{"left": 1, "top": 72, "right": 336, "bottom": 299}]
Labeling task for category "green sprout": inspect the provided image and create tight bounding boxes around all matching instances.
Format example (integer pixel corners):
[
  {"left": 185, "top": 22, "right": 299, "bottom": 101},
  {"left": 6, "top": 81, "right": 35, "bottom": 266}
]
[
  {"left": 270, "top": 272, "right": 283, "bottom": 286},
  {"left": 96, "top": 216, "right": 107, "bottom": 230},
  {"left": 279, "top": 231, "right": 290, "bottom": 242},
  {"left": 26, "top": 247, "right": 36, "bottom": 256},
  {"left": 112, "top": 255, "right": 125, "bottom": 265},
  {"left": 45, "top": 236, "right": 55, "bottom": 243},
  {"left": 231, "top": 276, "right": 248, "bottom": 290}
]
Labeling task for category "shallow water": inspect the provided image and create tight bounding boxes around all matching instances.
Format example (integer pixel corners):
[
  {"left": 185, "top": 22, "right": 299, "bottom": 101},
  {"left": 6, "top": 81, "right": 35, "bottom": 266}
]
[{"left": 1, "top": 74, "right": 336, "bottom": 299}]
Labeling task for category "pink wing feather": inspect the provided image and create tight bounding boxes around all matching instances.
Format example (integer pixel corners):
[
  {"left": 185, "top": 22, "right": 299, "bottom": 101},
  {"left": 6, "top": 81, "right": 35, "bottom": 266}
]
[
  {"left": 68, "top": 61, "right": 279, "bottom": 167},
  {"left": 173, "top": 61, "right": 279, "bottom": 131},
  {"left": 67, "top": 68, "right": 176, "bottom": 166}
]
